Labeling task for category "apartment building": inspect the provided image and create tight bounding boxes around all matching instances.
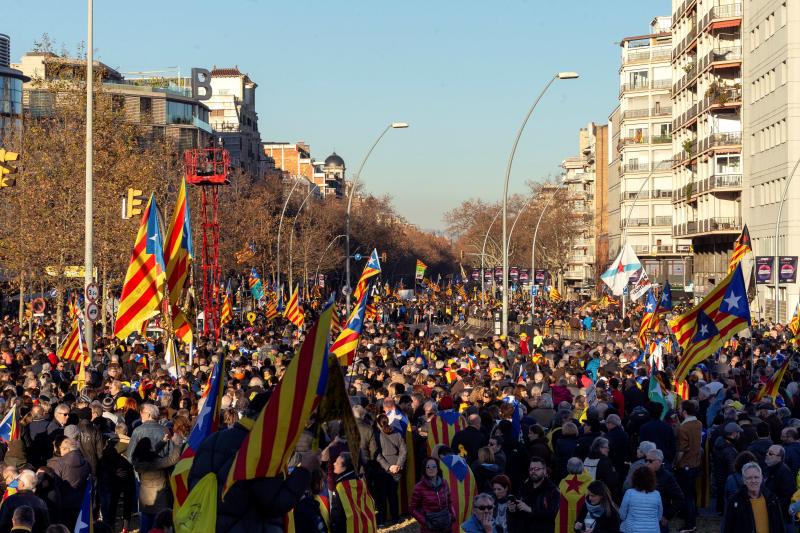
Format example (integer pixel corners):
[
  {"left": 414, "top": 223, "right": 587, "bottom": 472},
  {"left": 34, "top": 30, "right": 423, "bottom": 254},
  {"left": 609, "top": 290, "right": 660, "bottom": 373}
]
[
  {"left": 614, "top": 17, "right": 693, "bottom": 288},
  {"left": 671, "top": 0, "right": 743, "bottom": 299},
  {"left": 743, "top": 0, "right": 798, "bottom": 321}
]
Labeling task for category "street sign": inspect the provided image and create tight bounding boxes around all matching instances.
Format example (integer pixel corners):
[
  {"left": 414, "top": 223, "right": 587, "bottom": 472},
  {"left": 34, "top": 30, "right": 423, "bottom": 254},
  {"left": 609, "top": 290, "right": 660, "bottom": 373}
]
[
  {"left": 85, "top": 283, "right": 99, "bottom": 302},
  {"left": 353, "top": 253, "right": 362, "bottom": 261},
  {"left": 85, "top": 302, "right": 100, "bottom": 322}
]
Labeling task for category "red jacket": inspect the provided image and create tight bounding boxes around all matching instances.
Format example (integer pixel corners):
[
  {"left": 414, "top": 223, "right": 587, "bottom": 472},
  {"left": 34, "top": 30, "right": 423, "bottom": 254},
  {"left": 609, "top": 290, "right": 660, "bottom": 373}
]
[{"left": 409, "top": 476, "right": 456, "bottom": 533}]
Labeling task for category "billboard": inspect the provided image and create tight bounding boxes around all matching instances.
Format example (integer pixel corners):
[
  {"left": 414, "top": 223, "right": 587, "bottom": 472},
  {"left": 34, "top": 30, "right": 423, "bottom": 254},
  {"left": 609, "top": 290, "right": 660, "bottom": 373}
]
[
  {"left": 779, "top": 256, "right": 798, "bottom": 284},
  {"left": 755, "top": 256, "right": 774, "bottom": 284}
]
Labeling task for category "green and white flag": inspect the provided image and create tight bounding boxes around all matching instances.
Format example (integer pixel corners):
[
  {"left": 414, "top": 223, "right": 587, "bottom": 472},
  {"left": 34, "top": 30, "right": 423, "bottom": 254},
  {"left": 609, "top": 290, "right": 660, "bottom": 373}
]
[{"left": 648, "top": 367, "right": 670, "bottom": 419}]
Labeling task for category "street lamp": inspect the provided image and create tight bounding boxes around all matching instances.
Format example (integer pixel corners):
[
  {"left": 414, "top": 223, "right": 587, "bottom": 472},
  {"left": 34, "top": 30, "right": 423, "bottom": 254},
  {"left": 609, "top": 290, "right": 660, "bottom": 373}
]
[
  {"left": 501, "top": 72, "right": 578, "bottom": 336},
  {"left": 530, "top": 179, "right": 567, "bottom": 321},
  {"left": 345, "top": 122, "right": 409, "bottom": 314},
  {"left": 481, "top": 206, "right": 503, "bottom": 300},
  {"left": 84, "top": 0, "right": 95, "bottom": 356},
  {"left": 773, "top": 157, "right": 800, "bottom": 321},
  {"left": 276, "top": 178, "right": 303, "bottom": 300},
  {"left": 288, "top": 185, "right": 318, "bottom": 291}
]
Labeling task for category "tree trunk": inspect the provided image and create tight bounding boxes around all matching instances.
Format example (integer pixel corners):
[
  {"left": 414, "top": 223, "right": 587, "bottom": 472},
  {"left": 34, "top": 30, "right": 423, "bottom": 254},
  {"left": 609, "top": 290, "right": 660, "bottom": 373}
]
[
  {"left": 55, "top": 282, "right": 64, "bottom": 334},
  {"left": 101, "top": 265, "right": 108, "bottom": 337},
  {"left": 17, "top": 274, "right": 24, "bottom": 325}
]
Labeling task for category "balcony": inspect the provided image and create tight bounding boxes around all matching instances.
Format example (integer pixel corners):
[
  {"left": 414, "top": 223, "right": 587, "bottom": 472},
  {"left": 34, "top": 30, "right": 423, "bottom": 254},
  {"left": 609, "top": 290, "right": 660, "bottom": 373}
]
[
  {"left": 656, "top": 245, "right": 676, "bottom": 254},
  {"left": 624, "top": 47, "right": 671, "bottom": 65},
  {"left": 698, "top": 131, "right": 742, "bottom": 154},
  {"left": 652, "top": 134, "right": 672, "bottom": 144},
  {"left": 695, "top": 174, "right": 743, "bottom": 194},
  {"left": 652, "top": 189, "right": 673, "bottom": 199},
  {"left": 651, "top": 105, "right": 672, "bottom": 117},
  {"left": 677, "top": 217, "right": 742, "bottom": 236},
  {"left": 623, "top": 218, "right": 650, "bottom": 227},
  {"left": 653, "top": 216, "right": 673, "bottom": 226},
  {"left": 653, "top": 159, "right": 675, "bottom": 171},
  {"left": 632, "top": 245, "right": 651, "bottom": 255},
  {"left": 620, "top": 82, "right": 651, "bottom": 95},
  {"left": 623, "top": 191, "right": 650, "bottom": 200},
  {"left": 620, "top": 135, "right": 650, "bottom": 147},
  {"left": 623, "top": 162, "right": 650, "bottom": 173},
  {"left": 652, "top": 79, "right": 671, "bottom": 90},
  {"left": 700, "top": 2, "right": 742, "bottom": 30},
  {"left": 621, "top": 108, "right": 650, "bottom": 121},
  {"left": 699, "top": 46, "right": 742, "bottom": 73},
  {"left": 676, "top": 244, "right": 692, "bottom": 253}
]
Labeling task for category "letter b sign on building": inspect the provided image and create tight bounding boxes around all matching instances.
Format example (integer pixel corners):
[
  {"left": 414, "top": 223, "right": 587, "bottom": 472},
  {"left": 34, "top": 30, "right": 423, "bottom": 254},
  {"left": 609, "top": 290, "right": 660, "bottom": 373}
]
[{"left": 191, "top": 68, "right": 212, "bottom": 101}]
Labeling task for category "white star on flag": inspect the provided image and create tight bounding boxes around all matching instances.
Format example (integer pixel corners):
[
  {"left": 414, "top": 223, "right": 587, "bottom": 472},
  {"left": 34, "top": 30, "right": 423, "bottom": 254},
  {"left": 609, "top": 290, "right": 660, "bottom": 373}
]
[
  {"left": 699, "top": 324, "right": 709, "bottom": 337},
  {"left": 724, "top": 292, "right": 741, "bottom": 310},
  {"left": 646, "top": 302, "right": 655, "bottom": 312}
]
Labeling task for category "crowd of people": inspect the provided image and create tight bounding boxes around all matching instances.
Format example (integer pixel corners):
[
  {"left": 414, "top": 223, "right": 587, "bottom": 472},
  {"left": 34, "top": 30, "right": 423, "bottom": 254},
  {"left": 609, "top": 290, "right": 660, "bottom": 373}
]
[{"left": 0, "top": 290, "right": 797, "bottom": 533}]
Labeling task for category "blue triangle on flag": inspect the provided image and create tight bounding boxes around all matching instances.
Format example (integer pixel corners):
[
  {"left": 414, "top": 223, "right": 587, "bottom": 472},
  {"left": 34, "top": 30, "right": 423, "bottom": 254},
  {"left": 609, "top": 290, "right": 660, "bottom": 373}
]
[
  {"left": 442, "top": 454, "right": 469, "bottom": 481},
  {"left": 719, "top": 265, "right": 750, "bottom": 323},
  {"left": 692, "top": 309, "right": 719, "bottom": 343}
]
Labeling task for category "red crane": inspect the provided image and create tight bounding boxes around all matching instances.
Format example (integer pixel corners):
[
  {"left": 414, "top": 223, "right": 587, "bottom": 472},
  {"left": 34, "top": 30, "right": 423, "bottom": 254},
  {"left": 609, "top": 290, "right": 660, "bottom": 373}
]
[{"left": 184, "top": 147, "right": 230, "bottom": 336}]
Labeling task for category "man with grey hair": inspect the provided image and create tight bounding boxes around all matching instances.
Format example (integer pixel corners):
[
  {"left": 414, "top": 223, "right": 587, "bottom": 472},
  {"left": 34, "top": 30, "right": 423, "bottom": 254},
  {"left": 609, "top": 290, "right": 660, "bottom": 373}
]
[
  {"left": 566, "top": 456, "right": 585, "bottom": 475},
  {"left": 623, "top": 441, "right": 657, "bottom": 492},
  {"left": 722, "top": 461, "right": 784, "bottom": 533},
  {"left": 126, "top": 403, "right": 167, "bottom": 462},
  {"left": 461, "top": 493, "right": 497, "bottom": 533},
  {"left": 763, "top": 444, "right": 794, "bottom": 531},
  {"left": 0, "top": 470, "right": 49, "bottom": 532},
  {"left": 646, "top": 449, "right": 684, "bottom": 531}
]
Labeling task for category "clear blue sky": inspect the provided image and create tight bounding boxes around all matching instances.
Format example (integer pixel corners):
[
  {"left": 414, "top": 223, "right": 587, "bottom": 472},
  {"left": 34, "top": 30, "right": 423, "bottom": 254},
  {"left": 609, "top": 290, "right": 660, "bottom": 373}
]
[{"left": 6, "top": 0, "right": 667, "bottom": 231}]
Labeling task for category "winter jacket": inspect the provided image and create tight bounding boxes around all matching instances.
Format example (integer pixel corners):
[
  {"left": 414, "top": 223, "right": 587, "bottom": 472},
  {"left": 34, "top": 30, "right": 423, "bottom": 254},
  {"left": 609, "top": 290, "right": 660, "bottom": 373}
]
[
  {"left": 582, "top": 454, "right": 618, "bottom": 493},
  {"left": 764, "top": 461, "right": 794, "bottom": 521},
  {"left": 0, "top": 490, "right": 50, "bottom": 533},
  {"left": 187, "top": 418, "right": 311, "bottom": 533},
  {"left": 638, "top": 419, "right": 676, "bottom": 464},
  {"left": 76, "top": 419, "right": 104, "bottom": 476},
  {"left": 126, "top": 420, "right": 166, "bottom": 463},
  {"left": 451, "top": 426, "right": 487, "bottom": 465},
  {"left": 470, "top": 461, "right": 502, "bottom": 493},
  {"left": 508, "top": 477, "right": 560, "bottom": 533},
  {"left": 410, "top": 476, "right": 456, "bottom": 533},
  {"left": 655, "top": 467, "right": 685, "bottom": 520},
  {"left": 619, "top": 488, "right": 662, "bottom": 533},
  {"left": 575, "top": 504, "right": 621, "bottom": 533},
  {"left": 721, "top": 486, "right": 784, "bottom": 533},
  {"left": 713, "top": 436, "right": 739, "bottom": 485},
  {"left": 131, "top": 438, "right": 181, "bottom": 515},
  {"left": 783, "top": 441, "right": 800, "bottom": 477},
  {"left": 23, "top": 419, "right": 53, "bottom": 467},
  {"left": 747, "top": 437, "right": 773, "bottom": 469},
  {"left": 553, "top": 436, "right": 579, "bottom": 481},
  {"left": 330, "top": 470, "right": 358, "bottom": 533},
  {"left": 377, "top": 429, "right": 407, "bottom": 481},
  {"left": 605, "top": 425, "right": 629, "bottom": 476},
  {"left": 46, "top": 450, "right": 91, "bottom": 510}
]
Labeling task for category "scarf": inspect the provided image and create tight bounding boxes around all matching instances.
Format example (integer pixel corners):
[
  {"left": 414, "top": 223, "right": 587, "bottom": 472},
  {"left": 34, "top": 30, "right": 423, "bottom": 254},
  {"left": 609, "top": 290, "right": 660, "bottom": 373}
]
[{"left": 585, "top": 500, "right": 605, "bottom": 519}]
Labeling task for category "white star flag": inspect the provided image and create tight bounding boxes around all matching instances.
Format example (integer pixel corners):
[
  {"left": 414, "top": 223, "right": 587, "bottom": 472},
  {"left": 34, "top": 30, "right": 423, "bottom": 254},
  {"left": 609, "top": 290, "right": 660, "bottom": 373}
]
[{"left": 601, "top": 244, "right": 642, "bottom": 296}]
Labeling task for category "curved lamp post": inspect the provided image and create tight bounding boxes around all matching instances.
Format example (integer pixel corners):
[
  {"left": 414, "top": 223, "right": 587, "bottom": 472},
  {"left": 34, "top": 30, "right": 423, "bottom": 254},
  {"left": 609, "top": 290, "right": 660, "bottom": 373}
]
[
  {"left": 530, "top": 179, "right": 568, "bottom": 320},
  {"left": 501, "top": 72, "right": 578, "bottom": 335},
  {"left": 345, "top": 122, "right": 408, "bottom": 313},
  {"left": 774, "top": 157, "right": 800, "bottom": 321},
  {"left": 276, "top": 178, "right": 303, "bottom": 300},
  {"left": 288, "top": 185, "right": 318, "bottom": 291},
  {"left": 481, "top": 206, "right": 503, "bottom": 300},
  {"left": 314, "top": 234, "right": 347, "bottom": 289}
]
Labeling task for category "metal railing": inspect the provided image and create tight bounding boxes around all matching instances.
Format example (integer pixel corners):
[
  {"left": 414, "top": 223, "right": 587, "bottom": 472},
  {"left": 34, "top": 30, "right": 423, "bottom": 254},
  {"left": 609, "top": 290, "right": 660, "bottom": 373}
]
[
  {"left": 676, "top": 244, "right": 692, "bottom": 252},
  {"left": 653, "top": 159, "right": 675, "bottom": 171},
  {"left": 657, "top": 245, "right": 675, "bottom": 253},
  {"left": 620, "top": 135, "right": 650, "bottom": 146},
  {"left": 652, "top": 189, "right": 673, "bottom": 199},
  {"left": 652, "top": 134, "right": 672, "bottom": 144},
  {"left": 697, "top": 131, "right": 742, "bottom": 153},
  {"left": 632, "top": 245, "right": 651, "bottom": 254},
  {"left": 653, "top": 216, "right": 673, "bottom": 226},
  {"left": 621, "top": 108, "right": 650, "bottom": 121},
  {"left": 623, "top": 162, "right": 650, "bottom": 173},
  {"left": 623, "top": 191, "right": 650, "bottom": 200},
  {"left": 623, "top": 218, "right": 650, "bottom": 227}
]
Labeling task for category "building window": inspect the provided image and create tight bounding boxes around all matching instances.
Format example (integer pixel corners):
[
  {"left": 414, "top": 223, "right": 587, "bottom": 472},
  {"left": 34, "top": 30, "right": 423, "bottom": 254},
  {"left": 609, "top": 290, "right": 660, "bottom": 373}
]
[
  {"left": 140, "top": 97, "right": 152, "bottom": 116},
  {"left": 166, "top": 100, "right": 193, "bottom": 125}
]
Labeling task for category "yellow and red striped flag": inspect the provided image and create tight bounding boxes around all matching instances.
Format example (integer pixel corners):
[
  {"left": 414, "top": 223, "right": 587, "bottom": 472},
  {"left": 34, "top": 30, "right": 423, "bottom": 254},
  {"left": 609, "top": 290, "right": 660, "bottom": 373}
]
[
  {"left": 283, "top": 285, "right": 305, "bottom": 329},
  {"left": 789, "top": 302, "right": 800, "bottom": 338},
  {"left": 265, "top": 299, "right": 278, "bottom": 321},
  {"left": 555, "top": 471, "right": 593, "bottom": 533},
  {"left": 335, "top": 478, "right": 377, "bottom": 533},
  {"left": 755, "top": 357, "right": 791, "bottom": 404},
  {"left": 164, "top": 179, "right": 194, "bottom": 344},
  {"left": 427, "top": 411, "right": 466, "bottom": 453},
  {"left": 638, "top": 290, "right": 659, "bottom": 348},
  {"left": 330, "top": 293, "right": 368, "bottom": 366},
  {"left": 728, "top": 224, "right": 751, "bottom": 273},
  {"left": 330, "top": 305, "right": 343, "bottom": 337},
  {"left": 365, "top": 303, "right": 379, "bottom": 322},
  {"left": 440, "top": 454, "right": 476, "bottom": 526},
  {"left": 353, "top": 249, "right": 381, "bottom": 303},
  {"left": 57, "top": 319, "right": 89, "bottom": 363},
  {"left": 220, "top": 282, "right": 233, "bottom": 328},
  {"left": 222, "top": 302, "right": 333, "bottom": 496},
  {"left": 671, "top": 264, "right": 750, "bottom": 382},
  {"left": 114, "top": 195, "right": 166, "bottom": 340}
]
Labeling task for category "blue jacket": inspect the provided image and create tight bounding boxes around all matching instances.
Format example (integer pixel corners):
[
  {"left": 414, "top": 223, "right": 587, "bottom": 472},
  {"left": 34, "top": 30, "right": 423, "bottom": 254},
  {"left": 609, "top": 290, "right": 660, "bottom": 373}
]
[
  {"left": 462, "top": 514, "right": 500, "bottom": 533},
  {"left": 619, "top": 488, "right": 662, "bottom": 533}
]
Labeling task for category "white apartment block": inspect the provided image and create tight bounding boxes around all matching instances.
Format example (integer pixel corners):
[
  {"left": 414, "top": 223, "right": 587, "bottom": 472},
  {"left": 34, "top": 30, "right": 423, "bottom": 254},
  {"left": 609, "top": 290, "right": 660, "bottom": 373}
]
[
  {"left": 206, "top": 67, "right": 262, "bottom": 178},
  {"left": 671, "top": 0, "right": 743, "bottom": 300},
  {"left": 561, "top": 134, "right": 596, "bottom": 296},
  {"left": 613, "top": 17, "right": 693, "bottom": 288},
  {"left": 743, "top": 0, "right": 799, "bottom": 321}
]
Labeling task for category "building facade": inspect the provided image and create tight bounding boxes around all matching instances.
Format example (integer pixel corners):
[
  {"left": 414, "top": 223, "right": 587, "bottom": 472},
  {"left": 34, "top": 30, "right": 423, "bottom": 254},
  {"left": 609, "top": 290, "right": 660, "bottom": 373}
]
[
  {"left": 14, "top": 52, "right": 212, "bottom": 152},
  {"left": 263, "top": 142, "right": 314, "bottom": 179},
  {"left": 743, "top": 0, "right": 798, "bottom": 321},
  {"left": 592, "top": 123, "right": 610, "bottom": 290},
  {"left": 671, "top": 0, "right": 743, "bottom": 299},
  {"left": 616, "top": 17, "right": 693, "bottom": 290},
  {"left": 0, "top": 34, "right": 27, "bottom": 142},
  {"left": 205, "top": 67, "right": 262, "bottom": 178}
]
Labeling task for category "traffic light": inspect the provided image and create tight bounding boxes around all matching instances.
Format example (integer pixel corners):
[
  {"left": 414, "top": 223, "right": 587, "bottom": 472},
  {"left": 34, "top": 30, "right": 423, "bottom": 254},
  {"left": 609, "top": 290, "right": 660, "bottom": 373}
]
[
  {"left": 124, "top": 188, "right": 145, "bottom": 219},
  {"left": 0, "top": 148, "right": 19, "bottom": 188}
]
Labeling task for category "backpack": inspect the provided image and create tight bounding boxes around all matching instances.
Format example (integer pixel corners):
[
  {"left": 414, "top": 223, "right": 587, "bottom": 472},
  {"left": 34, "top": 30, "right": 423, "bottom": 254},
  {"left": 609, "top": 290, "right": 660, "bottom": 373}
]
[{"left": 583, "top": 457, "right": 600, "bottom": 480}]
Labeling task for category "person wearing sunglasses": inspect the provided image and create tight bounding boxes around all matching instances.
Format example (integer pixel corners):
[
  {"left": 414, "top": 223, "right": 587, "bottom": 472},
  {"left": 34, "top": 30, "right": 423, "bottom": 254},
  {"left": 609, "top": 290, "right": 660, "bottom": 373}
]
[{"left": 461, "top": 493, "right": 499, "bottom": 533}]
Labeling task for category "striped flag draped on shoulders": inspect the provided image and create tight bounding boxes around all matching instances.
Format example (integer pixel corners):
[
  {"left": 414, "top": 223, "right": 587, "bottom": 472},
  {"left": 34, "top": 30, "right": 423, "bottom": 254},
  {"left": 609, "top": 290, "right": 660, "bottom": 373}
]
[
  {"left": 426, "top": 410, "right": 466, "bottom": 453},
  {"left": 440, "top": 453, "right": 476, "bottom": 526},
  {"left": 222, "top": 301, "right": 333, "bottom": 496},
  {"left": 114, "top": 195, "right": 166, "bottom": 340},
  {"left": 335, "top": 478, "right": 377, "bottom": 533},
  {"left": 57, "top": 319, "right": 90, "bottom": 364}
]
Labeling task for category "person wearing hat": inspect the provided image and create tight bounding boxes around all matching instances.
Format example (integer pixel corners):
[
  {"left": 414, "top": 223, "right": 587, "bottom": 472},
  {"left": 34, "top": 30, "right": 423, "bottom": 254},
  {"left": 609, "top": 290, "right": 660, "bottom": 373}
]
[{"left": 713, "top": 423, "right": 743, "bottom": 514}]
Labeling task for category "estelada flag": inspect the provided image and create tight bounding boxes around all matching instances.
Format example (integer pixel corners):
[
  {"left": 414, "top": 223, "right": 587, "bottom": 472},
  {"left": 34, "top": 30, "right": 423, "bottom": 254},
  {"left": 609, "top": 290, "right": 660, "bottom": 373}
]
[
  {"left": 57, "top": 319, "right": 89, "bottom": 364},
  {"left": 426, "top": 410, "right": 466, "bottom": 453},
  {"left": 728, "top": 224, "right": 751, "bottom": 273},
  {"left": 335, "top": 478, "right": 377, "bottom": 533},
  {"left": 755, "top": 357, "right": 791, "bottom": 404},
  {"left": 638, "top": 290, "right": 659, "bottom": 348},
  {"left": 440, "top": 454, "right": 476, "bottom": 526},
  {"left": 164, "top": 178, "right": 194, "bottom": 344},
  {"left": 330, "top": 293, "right": 368, "bottom": 366},
  {"left": 171, "top": 360, "right": 225, "bottom": 508},
  {"left": 222, "top": 301, "right": 332, "bottom": 496},
  {"left": 219, "top": 282, "right": 233, "bottom": 328},
  {"left": 398, "top": 422, "right": 417, "bottom": 515},
  {"left": 555, "top": 471, "right": 593, "bottom": 533},
  {"left": 114, "top": 195, "right": 166, "bottom": 340},
  {"left": 671, "top": 264, "right": 750, "bottom": 382},
  {"left": 789, "top": 301, "right": 800, "bottom": 338},
  {"left": 0, "top": 408, "right": 19, "bottom": 442},
  {"left": 353, "top": 249, "right": 381, "bottom": 303},
  {"left": 283, "top": 285, "right": 305, "bottom": 329}
]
